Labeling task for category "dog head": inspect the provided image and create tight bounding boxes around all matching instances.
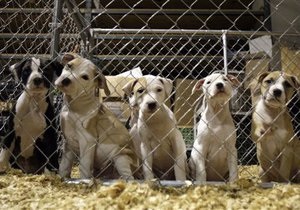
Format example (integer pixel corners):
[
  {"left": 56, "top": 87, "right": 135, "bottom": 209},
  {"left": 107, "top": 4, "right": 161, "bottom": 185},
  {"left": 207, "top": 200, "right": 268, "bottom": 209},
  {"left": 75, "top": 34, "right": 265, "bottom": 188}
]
[
  {"left": 122, "top": 75, "right": 173, "bottom": 114},
  {"left": 256, "top": 71, "right": 299, "bottom": 108},
  {"left": 9, "top": 57, "right": 63, "bottom": 94},
  {"left": 55, "top": 53, "right": 110, "bottom": 98},
  {"left": 192, "top": 73, "right": 239, "bottom": 103}
]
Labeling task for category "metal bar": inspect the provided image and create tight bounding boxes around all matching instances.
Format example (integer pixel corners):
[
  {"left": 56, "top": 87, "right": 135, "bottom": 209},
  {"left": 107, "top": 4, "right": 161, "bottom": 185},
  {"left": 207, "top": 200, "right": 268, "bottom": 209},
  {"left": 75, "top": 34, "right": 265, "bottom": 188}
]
[
  {"left": 222, "top": 30, "right": 228, "bottom": 75},
  {"left": 63, "top": 178, "right": 276, "bottom": 189},
  {"left": 0, "top": 54, "right": 51, "bottom": 59},
  {"left": 91, "top": 28, "right": 300, "bottom": 37},
  {"left": 0, "top": 8, "right": 264, "bottom": 16},
  {"left": 94, "top": 55, "right": 224, "bottom": 61},
  {"left": 50, "top": 0, "right": 64, "bottom": 59},
  {"left": 263, "top": 0, "right": 272, "bottom": 31},
  {"left": 0, "top": 33, "right": 80, "bottom": 39},
  {"left": 1, "top": 8, "right": 52, "bottom": 13},
  {"left": 79, "top": 8, "right": 265, "bottom": 15}
]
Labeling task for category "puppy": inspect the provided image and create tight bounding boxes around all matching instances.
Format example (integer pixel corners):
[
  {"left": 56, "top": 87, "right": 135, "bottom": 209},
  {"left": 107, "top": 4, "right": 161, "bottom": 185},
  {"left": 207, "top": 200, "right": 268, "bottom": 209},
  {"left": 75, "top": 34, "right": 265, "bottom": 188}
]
[
  {"left": 122, "top": 75, "right": 187, "bottom": 181},
  {"left": 55, "top": 53, "right": 138, "bottom": 179},
  {"left": 251, "top": 71, "right": 300, "bottom": 182},
  {"left": 0, "top": 57, "right": 63, "bottom": 174},
  {"left": 189, "top": 73, "right": 239, "bottom": 182}
]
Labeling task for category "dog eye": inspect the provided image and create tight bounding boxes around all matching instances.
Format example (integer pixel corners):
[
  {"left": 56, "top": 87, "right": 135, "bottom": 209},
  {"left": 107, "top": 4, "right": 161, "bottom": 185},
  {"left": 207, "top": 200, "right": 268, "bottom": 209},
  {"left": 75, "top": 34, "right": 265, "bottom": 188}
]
[
  {"left": 265, "top": 79, "right": 273, "bottom": 84},
  {"left": 157, "top": 88, "right": 162, "bottom": 93},
  {"left": 206, "top": 81, "right": 211, "bottom": 84},
  {"left": 284, "top": 81, "right": 292, "bottom": 88},
  {"left": 137, "top": 88, "right": 144, "bottom": 94},
  {"left": 81, "top": 75, "right": 89, "bottom": 80},
  {"left": 67, "top": 63, "right": 72, "bottom": 69}
]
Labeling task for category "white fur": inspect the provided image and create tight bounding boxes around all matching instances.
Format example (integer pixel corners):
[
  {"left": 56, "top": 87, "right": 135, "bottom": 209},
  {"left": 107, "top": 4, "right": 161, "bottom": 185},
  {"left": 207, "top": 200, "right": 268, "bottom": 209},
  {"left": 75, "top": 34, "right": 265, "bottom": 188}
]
[
  {"left": 125, "top": 75, "right": 187, "bottom": 181},
  {"left": 189, "top": 73, "right": 238, "bottom": 182},
  {"left": 56, "top": 54, "right": 137, "bottom": 179}
]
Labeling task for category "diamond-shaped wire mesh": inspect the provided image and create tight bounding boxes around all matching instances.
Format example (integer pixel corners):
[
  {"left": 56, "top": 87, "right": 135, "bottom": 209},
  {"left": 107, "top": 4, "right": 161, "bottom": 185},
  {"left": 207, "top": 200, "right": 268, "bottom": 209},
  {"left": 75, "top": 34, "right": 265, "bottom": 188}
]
[{"left": 0, "top": 0, "right": 299, "bottom": 183}]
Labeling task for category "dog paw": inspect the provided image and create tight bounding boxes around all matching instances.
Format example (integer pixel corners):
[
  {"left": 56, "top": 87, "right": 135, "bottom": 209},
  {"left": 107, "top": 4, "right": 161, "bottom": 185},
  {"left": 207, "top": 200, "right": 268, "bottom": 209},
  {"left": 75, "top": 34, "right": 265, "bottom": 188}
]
[{"left": 0, "top": 161, "right": 9, "bottom": 173}]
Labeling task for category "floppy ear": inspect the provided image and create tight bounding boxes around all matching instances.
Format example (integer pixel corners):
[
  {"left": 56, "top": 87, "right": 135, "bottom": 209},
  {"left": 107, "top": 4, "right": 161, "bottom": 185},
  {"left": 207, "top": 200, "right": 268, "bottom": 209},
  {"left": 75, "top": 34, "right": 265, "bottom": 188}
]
[
  {"left": 52, "top": 61, "right": 64, "bottom": 77},
  {"left": 61, "top": 53, "right": 77, "bottom": 66},
  {"left": 9, "top": 59, "right": 28, "bottom": 81},
  {"left": 159, "top": 77, "right": 173, "bottom": 97},
  {"left": 226, "top": 74, "right": 240, "bottom": 87},
  {"left": 122, "top": 79, "right": 138, "bottom": 97},
  {"left": 95, "top": 71, "right": 110, "bottom": 96},
  {"left": 257, "top": 72, "right": 269, "bottom": 83},
  {"left": 48, "top": 60, "right": 64, "bottom": 77},
  {"left": 192, "top": 78, "right": 205, "bottom": 94},
  {"left": 290, "top": 76, "right": 300, "bottom": 89}
]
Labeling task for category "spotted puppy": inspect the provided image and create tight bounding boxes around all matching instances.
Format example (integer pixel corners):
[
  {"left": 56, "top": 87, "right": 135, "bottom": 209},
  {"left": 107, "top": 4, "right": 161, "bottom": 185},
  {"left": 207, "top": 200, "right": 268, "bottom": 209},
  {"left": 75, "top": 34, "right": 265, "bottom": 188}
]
[
  {"left": 55, "top": 53, "right": 138, "bottom": 179},
  {"left": 251, "top": 71, "right": 300, "bottom": 183},
  {"left": 122, "top": 75, "right": 187, "bottom": 181},
  {"left": 189, "top": 73, "right": 239, "bottom": 182},
  {"left": 0, "top": 58, "right": 63, "bottom": 174}
]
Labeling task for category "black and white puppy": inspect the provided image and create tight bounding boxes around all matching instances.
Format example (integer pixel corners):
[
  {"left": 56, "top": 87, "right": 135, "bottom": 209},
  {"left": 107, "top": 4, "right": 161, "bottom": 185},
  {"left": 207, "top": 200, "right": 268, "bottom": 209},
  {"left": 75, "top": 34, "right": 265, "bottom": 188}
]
[{"left": 0, "top": 57, "right": 63, "bottom": 174}]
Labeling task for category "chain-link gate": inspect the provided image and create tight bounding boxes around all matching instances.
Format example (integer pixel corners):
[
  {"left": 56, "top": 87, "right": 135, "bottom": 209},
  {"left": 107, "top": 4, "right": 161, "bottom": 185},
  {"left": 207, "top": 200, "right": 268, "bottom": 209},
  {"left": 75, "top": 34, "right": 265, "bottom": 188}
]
[{"left": 0, "top": 0, "right": 300, "bottom": 184}]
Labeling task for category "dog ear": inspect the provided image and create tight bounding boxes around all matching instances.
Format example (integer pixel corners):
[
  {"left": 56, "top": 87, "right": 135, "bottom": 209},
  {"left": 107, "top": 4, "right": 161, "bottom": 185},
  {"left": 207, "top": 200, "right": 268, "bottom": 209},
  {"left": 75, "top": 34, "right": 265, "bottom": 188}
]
[
  {"left": 61, "top": 53, "right": 77, "bottom": 66},
  {"left": 192, "top": 79, "right": 205, "bottom": 94},
  {"left": 159, "top": 78, "right": 173, "bottom": 97},
  {"left": 9, "top": 59, "right": 29, "bottom": 81},
  {"left": 95, "top": 71, "right": 110, "bottom": 96},
  {"left": 50, "top": 60, "right": 64, "bottom": 77},
  {"left": 290, "top": 76, "right": 300, "bottom": 89},
  {"left": 257, "top": 72, "right": 269, "bottom": 83},
  {"left": 226, "top": 74, "right": 240, "bottom": 87},
  {"left": 122, "top": 79, "right": 138, "bottom": 96}
]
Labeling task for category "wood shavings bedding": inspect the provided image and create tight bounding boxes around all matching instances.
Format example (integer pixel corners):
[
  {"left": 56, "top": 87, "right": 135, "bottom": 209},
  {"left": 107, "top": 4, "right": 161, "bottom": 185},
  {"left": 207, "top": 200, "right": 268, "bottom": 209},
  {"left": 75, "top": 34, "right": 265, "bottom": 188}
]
[{"left": 0, "top": 165, "right": 299, "bottom": 210}]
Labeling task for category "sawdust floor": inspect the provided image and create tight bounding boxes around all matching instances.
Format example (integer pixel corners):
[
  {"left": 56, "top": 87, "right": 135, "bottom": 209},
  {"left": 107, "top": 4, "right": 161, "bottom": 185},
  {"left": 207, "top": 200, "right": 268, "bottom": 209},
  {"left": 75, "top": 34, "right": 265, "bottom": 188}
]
[{"left": 0, "top": 165, "right": 299, "bottom": 210}]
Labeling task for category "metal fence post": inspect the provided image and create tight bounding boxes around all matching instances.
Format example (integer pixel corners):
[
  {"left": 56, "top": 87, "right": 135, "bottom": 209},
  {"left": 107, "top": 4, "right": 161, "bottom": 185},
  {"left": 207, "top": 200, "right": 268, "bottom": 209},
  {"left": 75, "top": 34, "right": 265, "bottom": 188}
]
[{"left": 51, "top": 0, "right": 64, "bottom": 59}]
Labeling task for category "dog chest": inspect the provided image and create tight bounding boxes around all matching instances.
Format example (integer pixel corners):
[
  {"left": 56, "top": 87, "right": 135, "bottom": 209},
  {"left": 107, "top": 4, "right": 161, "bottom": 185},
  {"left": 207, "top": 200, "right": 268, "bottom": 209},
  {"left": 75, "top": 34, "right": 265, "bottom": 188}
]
[{"left": 14, "top": 105, "right": 47, "bottom": 158}]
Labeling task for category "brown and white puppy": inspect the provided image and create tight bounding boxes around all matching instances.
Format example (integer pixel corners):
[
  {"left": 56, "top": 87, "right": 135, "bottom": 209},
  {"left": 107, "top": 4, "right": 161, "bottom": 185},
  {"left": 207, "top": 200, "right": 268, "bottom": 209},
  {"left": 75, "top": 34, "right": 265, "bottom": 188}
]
[
  {"left": 122, "top": 75, "right": 187, "bottom": 181},
  {"left": 55, "top": 53, "right": 138, "bottom": 180},
  {"left": 189, "top": 73, "right": 239, "bottom": 182},
  {"left": 251, "top": 71, "right": 300, "bottom": 183}
]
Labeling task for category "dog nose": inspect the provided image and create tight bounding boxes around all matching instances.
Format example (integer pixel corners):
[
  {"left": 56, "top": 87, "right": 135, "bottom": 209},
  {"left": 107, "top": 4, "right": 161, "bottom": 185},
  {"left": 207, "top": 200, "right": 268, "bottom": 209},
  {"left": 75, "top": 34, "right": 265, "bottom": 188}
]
[
  {"left": 33, "top": 77, "right": 43, "bottom": 86},
  {"left": 61, "top": 78, "right": 71, "bottom": 86},
  {"left": 273, "top": 89, "right": 282, "bottom": 97},
  {"left": 147, "top": 102, "right": 157, "bottom": 111},
  {"left": 216, "top": 83, "right": 224, "bottom": 90}
]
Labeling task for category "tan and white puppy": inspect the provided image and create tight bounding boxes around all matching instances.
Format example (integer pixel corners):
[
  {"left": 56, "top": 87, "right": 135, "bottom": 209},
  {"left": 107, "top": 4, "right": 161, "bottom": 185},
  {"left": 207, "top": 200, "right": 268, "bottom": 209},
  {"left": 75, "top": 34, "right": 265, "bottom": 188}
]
[
  {"left": 55, "top": 53, "right": 138, "bottom": 180},
  {"left": 122, "top": 75, "right": 187, "bottom": 181},
  {"left": 251, "top": 71, "right": 300, "bottom": 183},
  {"left": 189, "top": 73, "right": 239, "bottom": 182}
]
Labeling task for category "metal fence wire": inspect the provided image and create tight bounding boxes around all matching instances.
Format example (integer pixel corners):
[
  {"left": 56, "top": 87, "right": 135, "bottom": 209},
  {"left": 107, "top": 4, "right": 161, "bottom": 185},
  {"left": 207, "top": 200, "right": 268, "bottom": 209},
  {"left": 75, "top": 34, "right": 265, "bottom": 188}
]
[{"left": 0, "top": 0, "right": 300, "bottom": 183}]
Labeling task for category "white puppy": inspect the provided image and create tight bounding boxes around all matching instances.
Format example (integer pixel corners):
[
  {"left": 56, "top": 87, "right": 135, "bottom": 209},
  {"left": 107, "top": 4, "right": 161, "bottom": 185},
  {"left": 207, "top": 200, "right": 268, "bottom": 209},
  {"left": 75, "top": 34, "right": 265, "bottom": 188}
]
[
  {"left": 251, "top": 71, "right": 300, "bottom": 182},
  {"left": 189, "top": 73, "right": 239, "bottom": 182},
  {"left": 55, "top": 53, "right": 138, "bottom": 179},
  {"left": 122, "top": 75, "right": 187, "bottom": 181}
]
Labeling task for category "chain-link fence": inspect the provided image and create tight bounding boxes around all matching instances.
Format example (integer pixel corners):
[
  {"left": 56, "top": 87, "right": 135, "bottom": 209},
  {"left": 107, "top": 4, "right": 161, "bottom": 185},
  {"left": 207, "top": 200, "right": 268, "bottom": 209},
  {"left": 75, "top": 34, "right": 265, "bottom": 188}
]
[{"left": 0, "top": 0, "right": 300, "bottom": 183}]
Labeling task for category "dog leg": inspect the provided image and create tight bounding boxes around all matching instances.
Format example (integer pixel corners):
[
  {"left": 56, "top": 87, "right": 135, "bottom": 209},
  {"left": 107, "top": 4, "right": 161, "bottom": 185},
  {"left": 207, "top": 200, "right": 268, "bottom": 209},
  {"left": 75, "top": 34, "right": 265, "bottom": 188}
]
[
  {"left": 113, "top": 155, "right": 134, "bottom": 180},
  {"left": 191, "top": 145, "right": 207, "bottom": 182},
  {"left": 173, "top": 130, "right": 187, "bottom": 181},
  {"left": 0, "top": 149, "right": 11, "bottom": 173},
  {"left": 227, "top": 143, "right": 238, "bottom": 182},
  {"left": 141, "top": 142, "right": 154, "bottom": 180},
  {"left": 59, "top": 143, "right": 75, "bottom": 178},
  {"left": 0, "top": 141, "right": 15, "bottom": 173},
  {"left": 79, "top": 138, "right": 96, "bottom": 179},
  {"left": 279, "top": 145, "right": 293, "bottom": 182}
]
